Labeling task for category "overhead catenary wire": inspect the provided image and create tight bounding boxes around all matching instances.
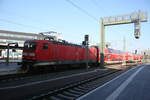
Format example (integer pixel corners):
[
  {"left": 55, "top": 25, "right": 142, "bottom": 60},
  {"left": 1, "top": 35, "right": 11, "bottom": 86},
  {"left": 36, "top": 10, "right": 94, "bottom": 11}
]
[
  {"left": 2, "top": 11, "right": 51, "bottom": 31},
  {"left": 89, "top": 0, "right": 107, "bottom": 14},
  {"left": 89, "top": 0, "right": 129, "bottom": 50},
  {"left": 0, "top": 18, "right": 48, "bottom": 32},
  {"left": 65, "top": 0, "right": 98, "bottom": 22}
]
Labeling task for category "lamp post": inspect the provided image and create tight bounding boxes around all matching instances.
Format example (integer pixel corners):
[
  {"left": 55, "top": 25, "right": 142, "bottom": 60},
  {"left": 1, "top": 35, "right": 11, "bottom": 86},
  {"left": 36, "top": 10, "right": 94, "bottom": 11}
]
[
  {"left": 6, "top": 43, "right": 18, "bottom": 65},
  {"left": 122, "top": 36, "right": 126, "bottom": 66}
]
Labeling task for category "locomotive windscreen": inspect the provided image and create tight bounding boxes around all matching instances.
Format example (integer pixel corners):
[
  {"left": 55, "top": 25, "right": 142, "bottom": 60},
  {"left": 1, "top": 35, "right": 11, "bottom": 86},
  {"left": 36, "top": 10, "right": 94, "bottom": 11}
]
[{"left": 24, "top": 42, "right": 36, "bottom": 50}]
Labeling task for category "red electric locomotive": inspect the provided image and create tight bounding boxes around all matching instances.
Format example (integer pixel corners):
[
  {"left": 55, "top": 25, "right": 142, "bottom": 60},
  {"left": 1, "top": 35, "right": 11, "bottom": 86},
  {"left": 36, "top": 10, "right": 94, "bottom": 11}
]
[{"left": 22, "top": 39, "right": 99, "bottom": 71}]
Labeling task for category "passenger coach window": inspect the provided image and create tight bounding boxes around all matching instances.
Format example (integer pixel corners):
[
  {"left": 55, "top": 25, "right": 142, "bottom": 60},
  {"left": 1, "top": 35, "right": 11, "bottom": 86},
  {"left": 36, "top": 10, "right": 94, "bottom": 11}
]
[{"left": 43, "top": 43, "right": 48, "bottom": 50}]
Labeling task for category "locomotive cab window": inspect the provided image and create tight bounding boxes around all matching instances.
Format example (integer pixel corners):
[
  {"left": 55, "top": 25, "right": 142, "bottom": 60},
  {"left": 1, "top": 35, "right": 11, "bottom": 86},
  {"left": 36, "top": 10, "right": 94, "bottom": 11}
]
[
  {"left": 43, "top": 43, "right": 48, "bottom": 50},
  {"left": 24, "top": 42, "right": 36, "bottom": 50}
]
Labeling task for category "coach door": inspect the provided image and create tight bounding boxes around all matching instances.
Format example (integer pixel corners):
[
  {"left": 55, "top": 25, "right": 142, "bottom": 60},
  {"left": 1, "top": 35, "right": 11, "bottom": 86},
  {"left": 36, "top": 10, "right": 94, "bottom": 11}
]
[{"left": 108, "top": 54, "right": 111, "bottom": 61}]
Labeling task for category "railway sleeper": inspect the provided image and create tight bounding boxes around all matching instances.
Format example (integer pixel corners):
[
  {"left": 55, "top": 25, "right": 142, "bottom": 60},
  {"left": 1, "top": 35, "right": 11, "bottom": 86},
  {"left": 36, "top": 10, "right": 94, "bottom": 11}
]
[
  {"left": 50, "top": 96, "right": 63, "bottom": 100},
  {"left": 67, "top": 89, "right": 83, "bottom": 95},
  {"left": 56, "top": 94, "right": 75, "bottom": 100},
  {"left": 77, "top": 86, "right": 90, "bottom": 90},
  {"left": 62, "top": 91, "right": 80, "bottom": 97},
  {"left": 72, "top": 87, "right": 87, "bottom": 92},
  {"left": 81, "top": 84, "right": 95, "bottom": 89}
]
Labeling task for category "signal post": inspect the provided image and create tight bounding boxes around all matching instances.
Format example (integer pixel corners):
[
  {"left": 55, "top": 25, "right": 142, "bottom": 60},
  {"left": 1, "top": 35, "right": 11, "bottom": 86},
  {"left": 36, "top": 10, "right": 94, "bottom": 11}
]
[{"left": 100, "top": 10, "right": 147, "bottom": 68}]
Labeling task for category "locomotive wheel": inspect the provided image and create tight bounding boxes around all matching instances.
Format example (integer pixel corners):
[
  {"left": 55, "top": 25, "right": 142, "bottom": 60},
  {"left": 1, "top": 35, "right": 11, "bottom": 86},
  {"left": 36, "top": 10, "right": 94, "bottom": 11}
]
[{"left": 21, "top": 65, "right": 32, "bottom": 73}]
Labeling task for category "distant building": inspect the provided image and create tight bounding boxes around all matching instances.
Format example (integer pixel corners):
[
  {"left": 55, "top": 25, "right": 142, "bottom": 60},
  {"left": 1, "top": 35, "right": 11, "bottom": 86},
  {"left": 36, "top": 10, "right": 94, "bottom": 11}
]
[
  {"left": 0, "top": 30, "right": 44, "bottom": 59},
  {"left": 0, "top": 30, "right": 44, "bottom": 46}
]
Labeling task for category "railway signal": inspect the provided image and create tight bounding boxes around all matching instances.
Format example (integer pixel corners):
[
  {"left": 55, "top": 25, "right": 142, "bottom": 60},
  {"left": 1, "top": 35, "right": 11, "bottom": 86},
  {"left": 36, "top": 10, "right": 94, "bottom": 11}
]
[
  {"left": 84, "top": 35, "right": 89, "bottom": 69},
  {"left": 100, "top": 10, "right": 148, "bottom": 68},
  {"left": 135, "top": 50, "right": 137, "bottom": 54},
  {"left": 134, "top": 19, "right": 141, "bottom": 39}
]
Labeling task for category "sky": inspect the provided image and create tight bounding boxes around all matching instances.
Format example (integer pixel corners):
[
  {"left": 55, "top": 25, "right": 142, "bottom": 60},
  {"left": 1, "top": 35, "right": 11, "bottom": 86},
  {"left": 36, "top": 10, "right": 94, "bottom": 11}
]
[{"left": 0, "top": 0, "right": 149, "bottom": 53}]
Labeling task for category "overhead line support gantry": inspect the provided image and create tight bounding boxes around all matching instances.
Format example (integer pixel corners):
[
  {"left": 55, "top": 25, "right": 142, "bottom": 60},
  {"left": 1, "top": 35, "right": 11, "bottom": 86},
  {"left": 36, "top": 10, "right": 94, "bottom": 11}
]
[{"left": 100, "top": 10, "right": 148, "bottom": 68}]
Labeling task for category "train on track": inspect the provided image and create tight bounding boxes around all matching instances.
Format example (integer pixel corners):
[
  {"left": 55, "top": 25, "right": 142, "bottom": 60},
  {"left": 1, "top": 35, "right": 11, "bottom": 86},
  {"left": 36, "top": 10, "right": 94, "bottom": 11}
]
[{"left": 21, "top": 38, "right": 142, "bottom": 71}]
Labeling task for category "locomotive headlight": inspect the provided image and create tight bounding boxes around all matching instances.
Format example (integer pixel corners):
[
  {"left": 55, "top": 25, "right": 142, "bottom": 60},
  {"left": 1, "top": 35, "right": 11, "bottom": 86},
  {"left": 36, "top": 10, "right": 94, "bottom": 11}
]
[{"left": 29, "top": 53, "right": 35, "bottom": 57}]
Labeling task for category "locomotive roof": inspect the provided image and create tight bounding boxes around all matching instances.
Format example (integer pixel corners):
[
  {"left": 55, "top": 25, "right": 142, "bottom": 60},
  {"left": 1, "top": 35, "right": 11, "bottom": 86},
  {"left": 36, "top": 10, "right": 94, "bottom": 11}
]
[{"left": 25, "top": 40, "right": 86, "bottom": 48}]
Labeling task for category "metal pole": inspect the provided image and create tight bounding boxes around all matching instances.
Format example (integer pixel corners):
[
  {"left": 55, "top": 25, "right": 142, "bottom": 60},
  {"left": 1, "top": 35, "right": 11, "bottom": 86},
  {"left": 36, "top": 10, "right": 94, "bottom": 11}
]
[
  {"left": 6, "top": 43, "right": 18, "bottom": 65},
  {"left": 122, "top": 36, "right": 126, "bottom": 66},
  {"left": 84, "top": 35, "right": 89, "bottom": 69},
  {"left": 86, "top": 42, "right": 89, "bottom": 69},
  {"left": 6, "top": 44, "right": 10, "bottom": 65},
  {"left": 100, "top": 18, "right": 105, "bottom": 68}
]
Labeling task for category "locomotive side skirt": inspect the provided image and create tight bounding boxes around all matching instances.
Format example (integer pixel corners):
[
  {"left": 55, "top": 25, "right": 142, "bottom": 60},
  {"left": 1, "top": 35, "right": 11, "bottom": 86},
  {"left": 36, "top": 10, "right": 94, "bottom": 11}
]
[
  {"left": 33, "top": 60, "right": 97, "bottom": 66},
  {"left": 22, "top": 59, "right": 97, "bottom": 67}
]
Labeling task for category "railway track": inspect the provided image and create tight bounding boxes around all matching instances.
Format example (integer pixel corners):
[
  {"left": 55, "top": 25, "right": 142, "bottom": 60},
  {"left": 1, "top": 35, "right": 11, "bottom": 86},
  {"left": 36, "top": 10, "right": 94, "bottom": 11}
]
[
  {"left": 0, "top": 72, "right": 30, "bottom": 82},
  {"left": 0, "top": 65, "right": 115, "bottom": 82},
  {"left": 0, "top": 67, "right": 125, "bottom": 100},
  {"left": 0, "top": 62, "right": 141, "bottom": 83},
  {"left": 29, "top": 69, "right": 122, "bottom": 100},
  {"left": 0, "top": 67, "right": 101, "bottom": 84}
]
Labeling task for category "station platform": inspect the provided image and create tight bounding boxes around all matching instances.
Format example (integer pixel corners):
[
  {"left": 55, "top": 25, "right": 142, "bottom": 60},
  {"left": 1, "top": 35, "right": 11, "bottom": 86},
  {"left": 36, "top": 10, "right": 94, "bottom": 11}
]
[
  {"left": 77, "top": 64, "right": 150, "bottom": 100},
  {"left": 0, "top": 59, "right": 21, "bottom": 63},
  {"left": 0, "top": 63, "right": 20, "bottom": 75}
]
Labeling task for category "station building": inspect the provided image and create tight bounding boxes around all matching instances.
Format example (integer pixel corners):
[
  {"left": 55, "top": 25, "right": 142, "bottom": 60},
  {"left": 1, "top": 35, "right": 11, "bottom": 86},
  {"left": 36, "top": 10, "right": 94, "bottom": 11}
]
[{"left": 0, "top": 30, "right": 44, "bottom": 59}]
